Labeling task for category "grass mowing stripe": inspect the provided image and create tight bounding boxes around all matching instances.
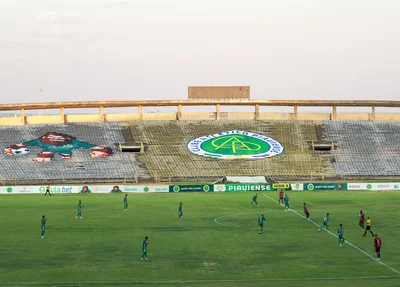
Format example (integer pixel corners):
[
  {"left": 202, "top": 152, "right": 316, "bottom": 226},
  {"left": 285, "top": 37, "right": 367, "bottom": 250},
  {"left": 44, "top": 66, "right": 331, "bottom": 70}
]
[
  {"left": 262, "top": 193, "right": 400, "bottom": 275},
  {"left": 214, "top": 212, "right": 317, "bottom": 231},
  {"left": 2, "top": 275, "right": 400, "bottom": 285}
]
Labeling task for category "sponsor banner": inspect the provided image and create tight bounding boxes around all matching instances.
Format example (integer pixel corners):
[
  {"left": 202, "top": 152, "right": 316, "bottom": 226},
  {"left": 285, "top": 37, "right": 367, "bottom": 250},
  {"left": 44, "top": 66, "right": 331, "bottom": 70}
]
[
  {"left": 124, "top": 185, "right": 169, "bottom": 193},
  {"left": 290, "top": 183, "right": 304, "bottom": 191},
  {"left": 93, "top": 185, "right": 122, "bottom": 193},
  {"left": 169, "top": 185, "right": 213, "bottom": 192},
  {"left": 272, "top": 183, "right": 290, "bottom": 190},
  {"left": 223, "top": 184, "right": 273, "bottom": 192},
  {"left": 215, "top": 183, "right": 304, "bottom": 192},
  {"left": 0, "top": 185, "right": 78, "bottom": 194},
  {"left": 81, "top": 185, "right": 170, "bottom": 193},
  {"left": 146, "top": 185, "right": 170, "bottom": 193},
  {"left": 347, "top": 183, "right": 400, "bottom": 191},
  {"left": 305, "top": 183, "right": 347, "bottom": 191},
  {"left": 347, "top": 183, "right": 371, "bottom": 191},
  {"left": 214, "top": 184, "right": 226, "bottom": 192}
]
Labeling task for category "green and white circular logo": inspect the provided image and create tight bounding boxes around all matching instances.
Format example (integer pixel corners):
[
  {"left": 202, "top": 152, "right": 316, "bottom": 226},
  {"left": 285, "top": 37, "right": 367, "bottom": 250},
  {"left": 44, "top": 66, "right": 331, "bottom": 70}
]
[
  {"left": 367, "top": 184, "right": 372, "bottom": 190},
  {"left": 187, "top": 130, "right": 284, "bottom": 159},
  {"left": 203, "top": 185, "right": 210, "bottom": 192},
  {"left": 173, "top": 186, "right": 180, "bottom": 192},
  {"left": 307, "top": 184, "right": 314, "bottom": 191},
  {"left": 144, "top": 187, "right": 149, "bottom": 192},
  {"left": 7, "top": 187, "right": 12, "bottom": 193}
]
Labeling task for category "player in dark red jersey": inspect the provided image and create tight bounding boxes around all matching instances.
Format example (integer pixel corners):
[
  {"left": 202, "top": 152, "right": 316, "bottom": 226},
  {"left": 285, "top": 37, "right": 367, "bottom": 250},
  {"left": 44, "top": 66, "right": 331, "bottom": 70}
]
[
  {"left": 374, "top": 234, "right": 382, "bottom": 260},
  {"left": 359, "top": 210, "right": 365, "bottom": 231},
  {"left": 278, "top": 190, "right": 284, "bottom": 204},
  {"left": 303, "top": 203, "right": 310, "bottom": 220}
]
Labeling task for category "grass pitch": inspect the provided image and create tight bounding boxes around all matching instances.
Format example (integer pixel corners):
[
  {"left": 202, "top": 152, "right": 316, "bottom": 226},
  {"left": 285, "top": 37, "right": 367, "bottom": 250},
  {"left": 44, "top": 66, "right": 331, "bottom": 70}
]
[{"left": 0, "top": 191, "right": 399, "bottom": 287}]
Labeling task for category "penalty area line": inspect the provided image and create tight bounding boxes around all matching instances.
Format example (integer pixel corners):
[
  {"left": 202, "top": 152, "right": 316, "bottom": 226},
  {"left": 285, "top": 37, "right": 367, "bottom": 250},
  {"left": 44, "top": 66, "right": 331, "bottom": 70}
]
[
  {"left": 2, "top": 275, "right": 400, "bottom": 285},
  {"left": 262, "top": 193, "right": 400, "bottom": 275}
]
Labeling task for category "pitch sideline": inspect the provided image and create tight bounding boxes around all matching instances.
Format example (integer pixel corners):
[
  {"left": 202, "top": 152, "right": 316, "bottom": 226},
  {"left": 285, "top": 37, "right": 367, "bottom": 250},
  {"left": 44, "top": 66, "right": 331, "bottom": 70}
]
[{"left": 262, "top": 193, "right": 400, "bottom": 275}]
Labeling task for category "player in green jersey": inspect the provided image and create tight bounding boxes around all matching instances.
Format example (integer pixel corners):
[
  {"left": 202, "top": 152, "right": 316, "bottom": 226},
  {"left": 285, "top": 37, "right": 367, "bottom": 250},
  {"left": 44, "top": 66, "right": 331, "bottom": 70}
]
[
  {"left": 337, "top": 224, "right": 345, "bottom": 247},
  {"left": 250, "top": 194, "right": 259, "bottom": 207},
  {"left": 258, "top": 213, "right": 266, "bottom": 234},
  {"left": 178, "top": 202, "right": 183, "bottom": 220},
  {"left": 283, "top": 194, "right": 290, "bottom": 211},
  {"left": 76, "top": 200, "right": 83, "bottom": 219},
  {"left": 140, "top": 236, "right": 150, "bottom": 260},
  {"left": 124, "top": 194, "right": 128, "bottom": 211},
  {"left": 319, "top": 213, "right": 330, "bottom": 231},
  {"left": 41, "top": 215, "right": 47, "bottom": 238}
]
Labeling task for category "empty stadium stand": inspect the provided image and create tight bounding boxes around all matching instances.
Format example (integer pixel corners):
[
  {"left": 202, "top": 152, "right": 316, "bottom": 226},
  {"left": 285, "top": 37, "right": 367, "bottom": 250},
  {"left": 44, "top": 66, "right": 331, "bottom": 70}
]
[
  {"left": 0, "top": 122, "right": 138, "bottom": 184},
  {"left": 325, "top": 121, "right": 400, "bottom": 177},
  {"left": 4, "top": 119, "right": 398, "bottom": 184},
  {"left": 129, "top": 120, "right": 324, "bottom": 180}
]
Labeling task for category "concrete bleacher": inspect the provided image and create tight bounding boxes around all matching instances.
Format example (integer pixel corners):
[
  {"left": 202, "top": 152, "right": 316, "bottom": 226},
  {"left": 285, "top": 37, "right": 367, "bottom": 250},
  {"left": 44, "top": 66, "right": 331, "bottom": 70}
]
[
  {"left": 0, "top": 122, "right": 137, "bottom": 183},
  {"left": 129, "top": 120, "right": 323, "bottom": 180},
  {"left": 325, "top": 121, "right": 400, "bottom": 176}
]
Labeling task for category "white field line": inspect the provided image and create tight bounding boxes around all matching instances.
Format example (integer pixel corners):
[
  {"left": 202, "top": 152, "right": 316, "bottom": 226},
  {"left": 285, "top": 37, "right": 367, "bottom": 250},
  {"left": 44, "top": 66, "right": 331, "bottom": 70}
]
[
  {"left": 2, "top": 275, "right": 400, "bottom": 285},
  {"left": 262, "top": 193, "right": 400, "bottom": 275}
]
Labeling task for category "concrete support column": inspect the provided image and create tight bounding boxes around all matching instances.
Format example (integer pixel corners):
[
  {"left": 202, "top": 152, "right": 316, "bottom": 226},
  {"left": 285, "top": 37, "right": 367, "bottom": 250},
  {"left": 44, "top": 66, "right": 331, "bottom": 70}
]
[
  {"left": 138, "top": 105, "right": 143, "bottom": 120},
  {"left": 255, "top": 104, "right": 260, "bottom": 120},
  {"left": 20, "top": 109, "right": 25, "bottom": 125},
  {"left": 60, "top": 107, "right": 65, "bottom": 123},
  {"left": 293, "top": 105, "right": 298, "bottom": 120},
  {"left": 216, "top": 104, "right": 221, "bottom": 120},
  {"left": 371, "top": 105, "right": 376, "bottom": 120},
  {"left": 332, "top": 105, "right": 337, "bottom": 120},
  {"left": 177, "top": 105, "right": 182, "bottom": 120},
  {"left": 99, "top": 106, "right": 105, "bottom": 121}
]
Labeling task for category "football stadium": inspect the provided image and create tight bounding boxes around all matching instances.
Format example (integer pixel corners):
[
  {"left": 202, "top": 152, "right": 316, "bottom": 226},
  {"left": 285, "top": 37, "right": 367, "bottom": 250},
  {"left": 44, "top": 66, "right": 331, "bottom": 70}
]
[{"left": 0, "top": 88, "right": 400, "bottom": 287}]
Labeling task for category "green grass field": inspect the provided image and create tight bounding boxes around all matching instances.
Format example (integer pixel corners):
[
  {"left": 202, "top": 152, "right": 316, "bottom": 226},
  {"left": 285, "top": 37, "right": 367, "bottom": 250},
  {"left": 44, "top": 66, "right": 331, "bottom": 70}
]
[{"left": 0, "top": 191, "right": 399, "bottom": 287}]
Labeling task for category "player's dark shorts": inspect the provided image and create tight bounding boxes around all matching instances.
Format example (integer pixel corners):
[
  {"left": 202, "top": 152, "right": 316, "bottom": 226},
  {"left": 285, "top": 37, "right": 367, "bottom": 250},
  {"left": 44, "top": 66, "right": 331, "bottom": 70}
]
[
  {"left": 366, "top": 226, "right": 371, "bottom": 231},
  {"left": 359, "top": 221, "right": 364, "bottom": 226},
  {"left": 375, "top": 247, "right": 380, "bottom": 253},
  {"left": 259, "top": 223, "right": 264, "bottom": 228}
]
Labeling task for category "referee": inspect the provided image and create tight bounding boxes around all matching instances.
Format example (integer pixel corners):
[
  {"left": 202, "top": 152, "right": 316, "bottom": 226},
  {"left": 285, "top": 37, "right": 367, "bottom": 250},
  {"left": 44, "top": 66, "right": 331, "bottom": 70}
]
[{"left": 45, "top": 185, "right": 52, "bottom": 196}]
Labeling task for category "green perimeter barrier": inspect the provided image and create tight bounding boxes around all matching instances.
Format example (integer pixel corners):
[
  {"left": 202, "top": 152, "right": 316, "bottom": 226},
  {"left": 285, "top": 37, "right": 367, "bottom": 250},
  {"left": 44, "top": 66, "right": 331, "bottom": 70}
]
[{"left": 3, "top": 183, "right": 400, "bottom": 194}]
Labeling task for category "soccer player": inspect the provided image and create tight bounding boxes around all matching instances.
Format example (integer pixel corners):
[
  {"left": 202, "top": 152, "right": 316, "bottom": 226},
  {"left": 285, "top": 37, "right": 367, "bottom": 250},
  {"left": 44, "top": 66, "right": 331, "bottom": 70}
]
[
  {"left": 45, "top": 185, "right": 51, "bottom": 196},
  {"left": 359, "top": 210, "right": 365, "bottom": 231},
  {"left": 337, "top": 224, "right": 345, "bottom": 247},
  {"left": 124, "top": 194, "right": 128, "bottom": 211},
  {"left": 41, "top": 215, "right": 47, "bottom": 238},
  {"left": 278, "top": 189, "right": 284, "bottom": 204},
  {"left": 178, "top": 202, "right": 183, "bottom": 220},
  {"left": 250, "top": 194, "right": 259, "bottom": 207},
  {"left": 76, "top": 200, "right": 83, "bottom": 219},
  {"left": 374, "top": 234, "right": 382, "bottom": 260},
  {"left": 319, "top": 213, "right": 329, "bottom": 231},
  {"left": 303, "top": 203, "right": 310, "bottom": 220},
  {"left": 283, "top": 194, "right": 290, "bottom": 211},
  {"left": 141, "top": 236, "right": 150, "bottom": 260},
  {"left": 258, "top": 213, "right": 266, "bottom": 234},
  {"left": 363, "top": 216, "right": 375, "bottom": 236}
]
